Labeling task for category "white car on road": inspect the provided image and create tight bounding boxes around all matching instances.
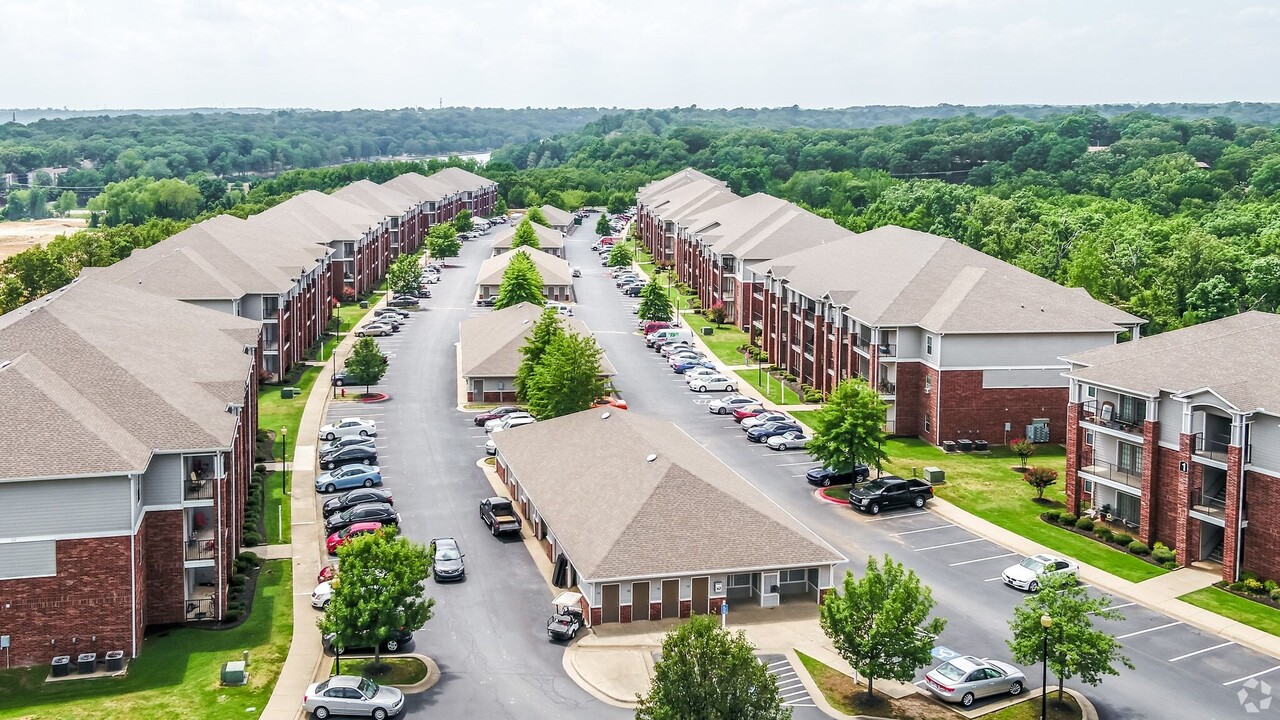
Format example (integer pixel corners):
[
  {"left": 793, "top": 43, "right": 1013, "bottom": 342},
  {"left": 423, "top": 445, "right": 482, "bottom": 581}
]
[
  {"left": 318, "top": 417, "right": 377, "bottom": 441},
  {"left": 707, "top": 395, "right": 762, "bottom": 415},
  {"left": 767, "top": 431, "right": 811, "bottom": 451},
  {"left": 743, "top": 412, "right": 793, "bottom": 431},
  {"left": 1001, "top": 554, "right": 1079, "bottom": 592},
  {"left": 689, "top": 375, "right": 737, "bottom": 393}
]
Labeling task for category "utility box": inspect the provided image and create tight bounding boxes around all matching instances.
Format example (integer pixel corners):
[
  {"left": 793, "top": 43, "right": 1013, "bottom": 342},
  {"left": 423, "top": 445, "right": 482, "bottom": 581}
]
[
  {"left": 924, "top": 467, "right": 945, "bottom": 484},
  {"left": 1025, "top": 419, "right": 1050, "bottom": 443},
  {"left": 280, "top": 387, "right": 294, "bottom": 399},
  {"left": 76, "top": 653, "right": 96, "bottom": 674},
  {"left": 221, "top": 660, "right": 248, "bottom": 686},
  {"left": 701, "top": 327, "right": 714, "bottom": 336}
]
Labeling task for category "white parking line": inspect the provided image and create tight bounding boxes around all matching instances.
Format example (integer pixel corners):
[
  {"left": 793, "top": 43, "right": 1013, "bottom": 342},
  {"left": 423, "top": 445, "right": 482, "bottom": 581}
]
[
  {"left": 766, "top": 660, "right": 790, "bottom": 669},
  {"left": 983, "top": 577, "right": 1004, "bottom": 582},
  {"left": 1093, "top": 601, "right": 1136, "bottom": 613},
  {"left": 1224, "top": 665, "right": 1280, "bottom": 686},
  {"left": 914, "top": 538, "right": 984, "bottom": 552},
  {"left": 777, "top": 461, "right": 820, "bottom": 467},
  {"left": 779, "top": 689, "right": 809, "bottom": 698},
  {"left": 864, "top": 510, "right": 929, "bottom": 522},
  {"left": 891, "top": 524, "right": 955, "bottom": 536},
  {"left": 950, "top": 553, "right": 1017, "bottom": 567},
  {"left": 1116, "top": 621, "right": 1182, "bottom": 640},
  {"left": 1170, "top": 641, "right": 1235, "bottom": 662}
]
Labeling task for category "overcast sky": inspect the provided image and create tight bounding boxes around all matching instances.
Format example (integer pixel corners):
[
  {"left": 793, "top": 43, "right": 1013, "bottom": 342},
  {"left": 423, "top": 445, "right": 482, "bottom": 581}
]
[{"left": 4, "top": 0, "right": 1278, "bottom": 110}]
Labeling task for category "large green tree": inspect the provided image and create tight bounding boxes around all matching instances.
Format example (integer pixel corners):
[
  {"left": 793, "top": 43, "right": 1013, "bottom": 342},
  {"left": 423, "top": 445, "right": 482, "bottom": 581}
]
[
  {"left": 453, "top": 208, "right": 474, "bottom": 233},
  {"left": 386, "top": 251, "right": 422, "bottom": 297},
  {"left": 318, "top": 527, "right": 434, "bottom": 667},
  {"left": 426, "top": 222, "right": 461, "bottom": 260},
  {"left": 1007, "top": 572, "right": 1132, "bottom": 704},
  {"left": 515, "top": 307, "right": 562, "bottom": 402},
  {"left": 525, "top": 331, "right": 607, "bottom": 419},
  {"left": 636, "top": 615, "right": 791, "bottom": 720},
  {"left": 607, "top": 241, "right": 633, "bottom": 268},
  {"left": 820, "top": 555, "right": 946, "bottom": 702},
  {"left": 806, "top": 378, "right": 888, "bottom": 477},
  {"left": 595, "top": 212, "right": 611, "bottom": 235},
  {"left": 510, "top": 217, "right": 541, "bottom": 249},
  {"left": 638, "top": 281, "right": 674, "bottom": 322},
  {"left": 525, "top": 205, "right": 550, "bottom": 227},
  {"left": 344, "top": 336, "right": 388, "bottom": 392},
  {"left": 493, "top": 251, "right": 546, "bottom": 309}
]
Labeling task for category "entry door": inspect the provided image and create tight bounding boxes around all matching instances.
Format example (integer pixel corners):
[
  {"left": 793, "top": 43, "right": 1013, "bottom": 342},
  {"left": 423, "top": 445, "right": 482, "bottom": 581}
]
[
  {"left": 631, "top": 581, "right": 650, "bottom": 622},
  {"left": 692, "top": 576, "right": 709, "bottom": 615},
  {"left": 661, "top": 579, "right": 679, "bottom": 618},
  {"left": 602, "top": 584, "right": 620, "bottom": 623}
]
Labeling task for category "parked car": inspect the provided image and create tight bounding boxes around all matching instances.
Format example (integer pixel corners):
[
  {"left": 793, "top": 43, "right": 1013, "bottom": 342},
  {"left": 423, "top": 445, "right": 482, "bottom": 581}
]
[
  {"left": 1001, "top": 554, "right": 1079, "bottom": 592},
  {"left": 373, "top": 307, "right": 409, "bottom": 319},
  {"left": 848, "top": 476, "right": 934, "bottom": 514},
  {"left": 746, "top": 421, "right": 803, "bottom": 443},
  {"left": 354, "top": 323, "right": 393, "bottom": 337},
  {"left": 689, "top": 375, "right": 738, "bottom": 393},
  {"left": 317, "top": 563, "right": 337, "bottom": 583},
  {"left": 396, "top": 288, "right": 431, "bottom": 299},
  {"left": 319, "top": 435, "right": 375, "bottom": 456},
  {"left": 622, "top": 284, "right": 646, "bottom": 297},
  {"left": 331, "top": 371, "right": 353, "bottom": 387},
  {"left": 767, "top": 431, "right": 811, "bottom": 451},
  {"left": 302, "top": 674, "right": 404, "bottom": 720},
  {"left": 319, "top": 417, "right": 376, "bottom": 441},
  {"left": 476, "top": 296, "right": 497, "bottom": 307},
  {"left": 484, "top": 437, "right": 496, "bottom": 456},
  {"left": 310, "top": 581, "right": 333, "bottom": 609},
  {"left": 594, "top": 396, "right": 629, "bottom": 410},
  {"left": 485, "top": 412, "right": 536, "bottom": 432},
  {"left": 480, "top": 497, "right": 522, "bottom": 536},
  {"left": 741, "top": 412, "right": 791, "bottom": 431},
  {"left": 707, "top": 395, "right": 763, "bottom": 415},
  {"left": 326, "top": 521, "right": 383, "bottom": 554},
  {"left": 318, "top": 444, "right": 377, "bottom": 470},
  {"left": 322, "top": 487, "right": 394, "bottom": 518},
  {"left": 314, "top": 465, "right": 382, "bottom": 494},
  {"left": 571, "top": 266, "right": 582, "bottom": 277},
  {"left": 387, "top": 296, "right": 420, "bottom": 308},
  {"left": 547, "top": 591, "right": 584, "bottom": 642},
  {"left": 430, "top": 537, "right": 466, "bottom": 581},
  {"left": 732, "top": 406, "right": 767, "bottom": 422},
  {"left": 658, "top": 341, "right": 696, "bottom": 357},
  {"left": 473, "top": 406, "right": 524, "bottom": 426},
  {"left": 805, "top": 464, "right": 870, "bottom": 487},
  {"left": 325, "top": 502, "right": 399, "bottom": 534},
  {"left": 672, "top": 358, "right": 715, "bottom": 374},
  {"left": 924, "top": 656, "right": 1026, "bottom": 707},
  {"left": 321, "top": 626, "right": 413, "bottom": 654},
  {"left": 642, "top": 320, "right": 672, "bottom": 335},
  {"left": 685, "top": 367, "right": 720, "bottom": 384}
]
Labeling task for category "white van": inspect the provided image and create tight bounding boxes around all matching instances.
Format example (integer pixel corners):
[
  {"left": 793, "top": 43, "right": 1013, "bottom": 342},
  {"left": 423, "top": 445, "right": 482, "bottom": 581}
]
[
  {"left": 547, "top": 302, "right": 574, "bottom": 317},
  {"left": 645, "top": 327, "right": 692, "bottom": 348}
]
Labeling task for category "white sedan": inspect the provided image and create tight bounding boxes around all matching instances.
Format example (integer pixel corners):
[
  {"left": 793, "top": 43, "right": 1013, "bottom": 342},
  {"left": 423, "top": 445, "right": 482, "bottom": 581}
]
[
  {"left": 318, "top": 417, "right": 377, "bottom": 441},
  {"left": 311, "top": 581, "right": 333, "bottom": 609},
  {"left": 485, "top": 412, "right": 535, "bottom": 432},
  {"left": 685, "top": 367, "right": 719, "bottom": 384},
  {"left": 689, "top": 375, "right": 737, "bottom": 393},
  {"left": 1001, "top": 554, "right": 1079, "bottom": 592},
  {"left": 354, "top": 322, "right": 393, "bottom": 337},
  {"left": 707, "top": 395, "right": 762, "bottom": 415},
  {"left": 767, "top": 431, "right": 811, "bottom": 451}
]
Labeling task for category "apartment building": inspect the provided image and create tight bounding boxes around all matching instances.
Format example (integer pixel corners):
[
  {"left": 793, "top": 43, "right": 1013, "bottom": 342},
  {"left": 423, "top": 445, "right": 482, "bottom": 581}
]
[
  {"left": 0, "top": 279, "right": 260, "bottom": 667},
  {"left": 748, "top": 225, "right": 1144, "bottom": 444},
  {"left": 332, "top": 180, "right": 424, "bottom": 261},
  {"left": 430, "top": 166, "right": 500, "bottom": 218},
  {"left": 636, "top": 168, "right": 734, "bottom": 264},
  {"left": 1063, "top": 312, "right": 1280, "bottom": 582}
]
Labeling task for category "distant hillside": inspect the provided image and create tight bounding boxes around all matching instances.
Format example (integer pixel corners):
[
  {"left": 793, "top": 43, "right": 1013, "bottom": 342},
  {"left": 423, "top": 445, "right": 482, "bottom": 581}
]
[{"left": 2, "top": 107, "right": 279, "bottom": 124}]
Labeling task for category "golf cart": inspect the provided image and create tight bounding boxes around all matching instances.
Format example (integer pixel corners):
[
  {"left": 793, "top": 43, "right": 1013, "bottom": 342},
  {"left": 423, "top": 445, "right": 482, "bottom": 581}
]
[{"left": 546, "top": 591, "right": 584, "bottom": 642}]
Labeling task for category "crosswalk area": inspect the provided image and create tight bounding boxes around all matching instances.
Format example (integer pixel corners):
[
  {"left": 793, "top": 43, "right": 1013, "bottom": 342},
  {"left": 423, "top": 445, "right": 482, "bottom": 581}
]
[{"left": 759, "top": 654, "right": 817, "bottom": 708}]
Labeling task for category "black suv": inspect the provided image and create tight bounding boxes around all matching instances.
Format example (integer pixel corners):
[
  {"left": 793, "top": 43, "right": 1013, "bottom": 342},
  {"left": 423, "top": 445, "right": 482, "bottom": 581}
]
[
  {"left": 806, "top": 464, "right": 870, "bottom": 487},
  {"left": 324, "top": 502, "right": 400, "bottom": 533},
  {"left": 318, "top": 444, "right": 377, "bottom": 470},
  {"left": 848, "top": 476, "right": 934, "bottom": 515}
]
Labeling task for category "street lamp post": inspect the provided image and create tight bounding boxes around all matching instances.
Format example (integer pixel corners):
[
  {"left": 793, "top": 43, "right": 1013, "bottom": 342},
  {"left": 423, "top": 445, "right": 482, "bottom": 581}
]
[
  {"left": 280, "top": 427, "right": 289, "bottom": 497},
  {"left": 1040, "top": 614, "right": 1053, "bottom": 720}
]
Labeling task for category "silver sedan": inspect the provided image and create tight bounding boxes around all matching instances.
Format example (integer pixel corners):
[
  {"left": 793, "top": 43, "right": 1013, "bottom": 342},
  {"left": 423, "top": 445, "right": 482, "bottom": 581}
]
[
  {"left": 767, "top": 431, "right": 810, "bottom": 451},
  {"left": 924, "top": 656, "right": 1025, "bottom": 707},
  {"left": 302, "top": 675, "right": 404, "bottom": 719}
]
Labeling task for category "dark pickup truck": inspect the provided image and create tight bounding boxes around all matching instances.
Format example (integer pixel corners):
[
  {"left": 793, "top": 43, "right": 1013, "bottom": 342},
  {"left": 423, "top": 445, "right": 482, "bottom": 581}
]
[
  {"left": 480, "top": 497, "right": 522, "bottom": 536},
  {"left": 848, "top": 476, "right": 934, "bottom": 515}
]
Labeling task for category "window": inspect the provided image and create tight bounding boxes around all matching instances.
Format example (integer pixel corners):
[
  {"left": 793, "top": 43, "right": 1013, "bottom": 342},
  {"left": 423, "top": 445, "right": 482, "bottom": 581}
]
[
  {"left": 1083, "top": 478, "right": 1094, "bottom": 495},
  {"left": 1118, "top": 395, "right": 1144, "bottom": 426},
  {"left": 1085, "top": 385, "right": 1097, "bottom": 399},
  {"left": 924, "top": 418, "right": 932, "bottom": 434},
  {"left": 782, "top": 569, "right": 807, "bottom": 583},
  {"left": 1085, "top": 430, "right": 1094, "bottom": 446},
  {"left": 1118, "top": 441, "right": 1143, "bottom": 476},
  {"left": 925, "top": 336, "right": 934, "bottom": 356},
  {"left": 924, "top": 375, "right": 932, "bottom": 394},
  {"left": 1115, "top": 492, "right": 1140, "bottom": 526}
]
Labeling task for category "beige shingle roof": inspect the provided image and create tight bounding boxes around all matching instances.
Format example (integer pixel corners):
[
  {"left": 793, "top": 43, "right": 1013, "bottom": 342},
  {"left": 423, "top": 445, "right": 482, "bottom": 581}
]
[
  {"left": 458, "top": 302, "right": 615, "bottom": 379},
  {"left": 0, "top": 279, "right": 259, "bottom": 479},
  {"left": 475, "top": 247, "right": 572, "bottom": 287},
  {"left": 382, "top": 172, "right": 455, "bottom": 203},
  {"left": 753, "top": 225, "right": 1143, "bottom": 334},
  {"left": 538, "top": 205, "right": 574, "bottom": 227},
  {"left": 688, "top": 193, "right": 853, "bottom": 262},
  {"left": 648, "top": 179, "right": 738, "bottom": 225},
  {"left": 638, "top": 168, "right": 726, "bottom": 204},
  {"left": 489, "top": 222, "right": 564, "bottom": 252},
  {"left": 492, "top": 410, "right": 845, "bottom": 582},
  {"left": 1064, "top": 311, "right": 1280, "bottom": 414},
  {"left": 428, "top": 166, "right": 495, "bottom": 193},
  {"left": 253, "top": 190, "right": 385, "bottom": 242},
  {"left": 332, "top": 180, "right": 418, "bottom": 218}
]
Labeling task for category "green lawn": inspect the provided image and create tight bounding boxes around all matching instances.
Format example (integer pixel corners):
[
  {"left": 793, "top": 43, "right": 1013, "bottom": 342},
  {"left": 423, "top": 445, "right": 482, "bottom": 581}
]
[
  {"left": 317, "top": 300, "right": 383, "bottom": 362},
  {"left": 982, "top": 694, "right": 1081, "bottom": 720},
  {"left": 337, "top": 658, "right": 428, "bottom": 686},
  {"left": 257, "top": 364, "right": 323, "bottom": 544},
  {"left": 882, "top": 439, "right": 1165, "bottom": 583},
  {"left": 794, "top": 650, "right": 952, "bottom": 719},
  {"left": 261, "top": 471, "right": 287, "bottom": 545},
  {"left": 791, "top": 409, "right": 821, "bottom": 429},
  {"left": 734, "top": 368, "right": 803, "bottom": 405},
  {"left": 684, "top": 313, "right": 751, "bottom": 365},
  {"left": 0, "top": 560, "right": 293, "bottom": 720},
  {"left": 1180, "top": 587, "right": 1280, "bottom": 636}
]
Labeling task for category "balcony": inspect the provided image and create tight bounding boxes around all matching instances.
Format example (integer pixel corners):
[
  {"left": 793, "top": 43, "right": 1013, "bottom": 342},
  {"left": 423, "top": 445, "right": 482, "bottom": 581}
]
[
  {"left": 186, "top": 536, "right": 216, "bottom": 561},
  {"left": 879, "top": 379, "right": 897, "bottom": 396},
  {"left": 1079, "top": 459, "right": 1143, "bottom": 491},
  {"left": 1079, "top": 400, "right": 1144, "bottom": 438},
  {"left": 1192, "top": 432, "right": 1231, "bottom": 464},
  {"left": 184, "top": 473, "right": 219, "bottom": 502},
  {"left": 1190, "top": 488, "right": 1228, "bottom": 523},
  {"left": 854, "top": 335, "right": 871, "bottom": 351},
  {"left": 877, "top": 342, "right": 897, "bottom": 358}
]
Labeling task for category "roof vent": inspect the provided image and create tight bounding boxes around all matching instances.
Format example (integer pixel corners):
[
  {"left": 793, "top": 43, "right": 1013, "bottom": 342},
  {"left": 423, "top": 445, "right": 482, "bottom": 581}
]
[
  {"left": 601, "top": 412, "right": 610, "bottom": 420},
  {"left": 0, "top": 360, "right": 10, "bottom": 371},
  {"left": 226, "top": 402, "right": 244, "bottom": 414},
  {"left": 646, "top": 453, "right": 658, "bottom": 463}
]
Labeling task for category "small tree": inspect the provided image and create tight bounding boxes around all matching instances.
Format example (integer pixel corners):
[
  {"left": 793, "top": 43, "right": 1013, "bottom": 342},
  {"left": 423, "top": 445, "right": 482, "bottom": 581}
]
[
  {"left": 494, "top": 251, "right": 546, "bottom": 310},
  {"left": 495, "top": 196, "right": 508, "bottom": 215},
  {"left": 607, "top": 241, "right": 633, "bottom": 268},
  {"left": 1007, "top": 572, "right": 1132, "bottom": 704},
  {"left": 453, "top": 208, "right": 474, "bottom": 233},
  {"left": 54, "top": 190, "right": 78, "bottom": 216},
  {"left": 526, "top": 206, "right": 550, "bottom": 227},
  {"left": 509, "top": 217, "right": 541, "bottom": 249},
  {"left": 595, "top": 213, "right": 612, "bottom": 236},
  {"left": 607, "top": 192, "right": 631, "bottom": 214},
  {"left": 525, "top": 331, "right": 607, "bottom": 420},
  {"left": 515, "top": 307, "right": 563, "bottom": 402},
  {"left": 426, "top": 223, "right": 461, "bottom": 260},
  {"left": 636, "top": 614, "right": 791, "bottom": 720},
  {"left": 1010, "top": 437, "right": 1036, "bottom": 470},
  {"left": 707, "top": 301, "right": 728, "bottom": 327},
  {"left": 807, "top": 378, "right": 889, "bottom": 477},
  {"left": 318, "top": 527, "right": 434, "bottom": 668},
  {"left": 344, "top": 337, "right": 388, "bottom": 393},
  {"left": 1024, "top": 466, "right": 1058, "bottom": 500},
  {"left": 820, "top": 555, "right": 946, "bottom": 702},
  {"left": 638, "top": 281, "right": 673, "bottom": 322},
  {"left": 386, "top": 252, "right": 422, "bottom": 297}
]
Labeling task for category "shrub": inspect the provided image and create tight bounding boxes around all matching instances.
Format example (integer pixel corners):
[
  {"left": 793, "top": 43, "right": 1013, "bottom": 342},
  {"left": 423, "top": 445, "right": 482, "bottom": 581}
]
[
  {"left": 1075, "top": 517, "right": 1095, "bottom": 531},
  {"left": 1152, "top": 547, "right": 1176, "bottom": 564},
  {"left": 238, "top": 550, "right": 261, "bottom": 566},
  {"left": 223, "top": 610, "right": 242, "bottom": 623},
  {"left": 1270, "top": 588, "right": 1280, "bottom": 602},
  {"left": 1095, "top": 527, "right": 1114, "bottom": 542},
  {"left": 1265, "top": 580, "right": 1279, "bottom": 594},
  {"left": 1230, "top": 581, "right": 1247, "bottom": 592},
  {"left": 1044, "top": 510, "right": 1061, "bottom": 523},
  {"left": 804, "top": 390, "right": 824, "bottom": 403},
  {"left": 1242, "top": 570, "right": 1260, "bottom": 582},
  {"left": 228, "top": 601, "right": 245, "bottom": 613},
  {"left": 1128, "top": 541, "right": 1150, "bottom": 555},
  {"left": 1244, "top": 578, "right": 1266, "bottom": 594},
  {"left": 242, "top": 532, "right": 262, "bottom": 547},
  {"left": 230, "top": 573, "right": 248, "bottom": 587},
  {"left": 1112, "top": 533, "right": 1132, "bottom": 547},
  {"left": 1059, "top": 513, "right": 1077, "bottom": 526}
]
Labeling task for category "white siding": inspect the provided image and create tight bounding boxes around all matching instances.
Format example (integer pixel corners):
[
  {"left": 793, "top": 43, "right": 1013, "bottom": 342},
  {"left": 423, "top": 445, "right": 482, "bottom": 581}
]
[
  {"left": 895, "top": 327, "right": 922, "bottom": 359},
  {"left": 1158, "top": 396, "right": 1183, "bottom": 446},
  {"left": 982, "top": 368, "right": 1069, "bottom": 388},
  {"left": 1249, "top": 421, "right": 1280, "bottom": 474},
  {"left": 0, "top": 539, "right": 56, "bottom": 579},
  {"left": 0, "top": 476, "right": 133, "bottom": 539},
  {"left": 940, "top": 332, "right": 1115, "bottom": 369},
  {"left": 142, "top": 453, "right": 182, "bottom": 506}
]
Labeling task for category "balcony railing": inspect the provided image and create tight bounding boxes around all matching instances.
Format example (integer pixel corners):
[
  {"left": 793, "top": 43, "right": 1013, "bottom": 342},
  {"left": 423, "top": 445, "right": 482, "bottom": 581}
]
[
  {"left": 1192, "top": 432, "right": 1231, "bottom": 463},
  {"left": 1079, "top": 459, "right": 1143, "bottom": 490},
  {"left": 877, "top": 342, "right": 897, "bottom": 358},
  {"left": 185, "top": 597, "right": 215, "bottom": 621},
  {"left": 1079, "top": 400, "right": 1144, "bottom": 435},
  {"left": 1190, "top": 488, "right": 1227, "bottom": 520},
  {"left": 186, "top": 537, "right": 217, "bottom": 561},
  {"left": 854, "top": 336, "right": 871, "bottom": 351},
  {"left": 184, "top": 473, "right": 219, "bottom": 501},
  {"left": 879, "top": 379, "right": 897, "bottom": 395}
]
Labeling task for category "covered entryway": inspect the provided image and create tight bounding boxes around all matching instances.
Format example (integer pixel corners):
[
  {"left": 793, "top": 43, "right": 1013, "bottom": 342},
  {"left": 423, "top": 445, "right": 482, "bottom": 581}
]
[
  {"left": 661, "top": 579, "right": 679, "bottom": 618},
  {"left": 602, "top": 583, "right": 620, "bottom": 623},
  {"left": 631, "top": 581, "right": 650, "bottom": 622},
  {"left": 692, "top": 576, "right": 709, "bottom": 615}
]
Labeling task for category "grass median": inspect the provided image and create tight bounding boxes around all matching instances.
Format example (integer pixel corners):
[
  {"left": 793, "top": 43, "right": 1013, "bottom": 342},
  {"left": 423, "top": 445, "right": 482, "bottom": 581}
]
[
  {"left": 0, "top": 560, "right": 293, "bottom": 720},
  {"left": 1179, "top": 587, "right": 1280, "bottom": 636}
]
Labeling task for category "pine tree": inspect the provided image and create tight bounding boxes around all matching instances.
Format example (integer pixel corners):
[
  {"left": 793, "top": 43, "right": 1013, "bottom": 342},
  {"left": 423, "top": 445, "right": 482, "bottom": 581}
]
[
  {"left": 510, "top": 217, "right": 541, "bottom": 249},
  {"left": 494, "top": 251, "right": 546, "bottom": 309},
  {"left": 525, "top": 331, "right": 608, "bottom": 420},
  {"left": 638, "top": 281, "right": 673, "bottom": 322},
  {"left": 515, "top": 307, "right": 563, "bottom": 402},
  {"left": 595, "top": 213, "right": 611, "bottom": 236}
]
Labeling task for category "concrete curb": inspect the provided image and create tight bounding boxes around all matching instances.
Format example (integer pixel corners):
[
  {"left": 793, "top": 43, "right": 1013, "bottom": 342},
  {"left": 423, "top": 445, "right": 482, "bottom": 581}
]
[
  {"left": 561, "top": 647, "right": 640, "bottom": 709},
  {"left": 330, "top": 653, "right": 440, "bottom": 694},
  {"left": 785, "top": 648, "right": 847, "bottom": 720}
]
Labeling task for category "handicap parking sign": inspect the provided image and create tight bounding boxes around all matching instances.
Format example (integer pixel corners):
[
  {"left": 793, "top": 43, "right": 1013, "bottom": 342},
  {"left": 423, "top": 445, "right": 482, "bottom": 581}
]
[{"left": 931, "top": 646, "right": 959, "bottom": 661}]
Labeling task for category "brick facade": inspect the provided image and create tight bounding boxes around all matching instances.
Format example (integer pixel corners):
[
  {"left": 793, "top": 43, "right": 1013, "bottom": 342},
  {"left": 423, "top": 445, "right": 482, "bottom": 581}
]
[
  {"left": 1242, "top": 470, "right": 1280, "bottom": 580},
  {"left": 142, "top": 510, "right": 186, "bottom": 625},
  {"left": 934, "top": 370, "right": 1068, "bottom": 446}
]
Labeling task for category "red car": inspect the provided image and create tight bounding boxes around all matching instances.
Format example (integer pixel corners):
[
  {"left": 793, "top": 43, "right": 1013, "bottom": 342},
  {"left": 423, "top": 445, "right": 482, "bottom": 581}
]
[
  {"left": 473, "top": 406, "right": 524, "bottom": 427},
  {"left": 732, "top": 406, "right": 767, "bottom": 423},
  {"left": 326, "top": 521, "right": 382, "bottom": 555},
  {"left": 595, "top": 396, "right": 629, "bottom": 411},
  {"left": 317, "top": 564, "right": 337, "bottom": 583}
]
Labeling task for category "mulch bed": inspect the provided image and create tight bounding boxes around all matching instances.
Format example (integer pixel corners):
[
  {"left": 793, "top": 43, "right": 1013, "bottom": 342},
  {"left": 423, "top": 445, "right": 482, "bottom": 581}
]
[
  {"left": 1038, "top": 514, "right": 1170, "bottom": 570},
  {"left": 1214, "top": 581, "right": 1280, "bottom": 610}
]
